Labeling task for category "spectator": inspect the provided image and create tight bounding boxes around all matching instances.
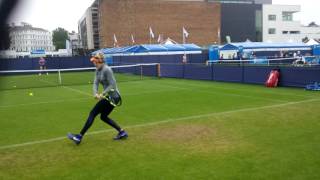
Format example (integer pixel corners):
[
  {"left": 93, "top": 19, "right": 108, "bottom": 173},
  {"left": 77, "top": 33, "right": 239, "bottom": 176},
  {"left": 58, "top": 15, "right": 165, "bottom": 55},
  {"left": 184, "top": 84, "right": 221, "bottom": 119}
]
[
  {"left": 182, "top": 54, "right": 187, "bottom": 64},
  {"left": 39, "top": 57, "right": 48, "bottom": 75}
]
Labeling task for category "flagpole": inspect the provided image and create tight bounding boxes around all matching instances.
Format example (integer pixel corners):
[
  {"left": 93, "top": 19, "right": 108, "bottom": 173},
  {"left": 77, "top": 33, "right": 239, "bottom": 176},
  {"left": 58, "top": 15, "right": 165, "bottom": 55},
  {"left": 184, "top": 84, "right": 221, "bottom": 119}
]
[
  {"left": 149, "top": 27, "right": 151, "bottom": 44},
  {"left": 183, "top": 33, "right": 185, "bottom": 44},
  {"left": 149, "top": 27, "right": 155, "bottom": 44},
  {"left": 131, "top": 34, "right": 134, "bottom": 45},
  {"left": 182, "top": 27, "right": 187, "bottom": 63},
  {"left": 113, "top": 34, "right": 117, "bottom": 47},
  {"left": 182, "top": 28, "right": 185, "bottom": 44}
]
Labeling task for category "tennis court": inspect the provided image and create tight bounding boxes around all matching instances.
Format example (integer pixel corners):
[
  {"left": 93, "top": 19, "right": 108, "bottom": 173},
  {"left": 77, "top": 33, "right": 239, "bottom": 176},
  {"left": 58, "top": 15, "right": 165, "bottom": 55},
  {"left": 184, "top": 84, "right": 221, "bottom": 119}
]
[{"left": 1, "top": 67, "right": 320, "bottom": 179}]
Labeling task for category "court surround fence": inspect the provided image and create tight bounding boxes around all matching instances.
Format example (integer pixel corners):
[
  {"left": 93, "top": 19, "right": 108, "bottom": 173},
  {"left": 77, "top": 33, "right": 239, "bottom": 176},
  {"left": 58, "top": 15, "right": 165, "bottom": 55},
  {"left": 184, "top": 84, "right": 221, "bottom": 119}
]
[{"left": 1, "top": 55, "right": 320, "bottom": 88}]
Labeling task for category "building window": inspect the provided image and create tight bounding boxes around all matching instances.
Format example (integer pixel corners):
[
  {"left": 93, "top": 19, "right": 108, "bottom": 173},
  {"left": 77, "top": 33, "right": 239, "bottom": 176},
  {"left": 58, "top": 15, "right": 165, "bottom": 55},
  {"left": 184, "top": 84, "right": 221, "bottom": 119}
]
[
  {"left": 268, "top": 28, "right": 276, "bottom": 34},
  {"left": 282, "top": 12, "right": 293, "bottom": 21},
  {"left": 282, "top": 31, "right": 289, "bottom": 34},
  {"left": 268, "top": 15, "right": 276, "bottom": 21}
]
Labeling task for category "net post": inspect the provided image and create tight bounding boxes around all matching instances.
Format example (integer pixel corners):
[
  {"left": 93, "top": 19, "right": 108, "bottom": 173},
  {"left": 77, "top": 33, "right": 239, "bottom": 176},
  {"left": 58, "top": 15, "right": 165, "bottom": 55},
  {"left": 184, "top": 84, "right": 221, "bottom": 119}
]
[
  {"left": 58, "top": 70, "right": 62, "bottom": 85},
  {"left": 140, "top": 64, "right": 143, "bottom": 80},
  {"left": 157, "top": 63, "right": 161, "bottom": 78}
]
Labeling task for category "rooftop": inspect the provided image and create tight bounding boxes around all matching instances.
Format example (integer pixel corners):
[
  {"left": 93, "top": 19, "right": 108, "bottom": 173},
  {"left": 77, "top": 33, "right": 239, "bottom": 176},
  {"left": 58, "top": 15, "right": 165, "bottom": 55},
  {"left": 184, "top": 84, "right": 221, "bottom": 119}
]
[{"left": 10, "top": 24, "right": 49, "bottom": 32}]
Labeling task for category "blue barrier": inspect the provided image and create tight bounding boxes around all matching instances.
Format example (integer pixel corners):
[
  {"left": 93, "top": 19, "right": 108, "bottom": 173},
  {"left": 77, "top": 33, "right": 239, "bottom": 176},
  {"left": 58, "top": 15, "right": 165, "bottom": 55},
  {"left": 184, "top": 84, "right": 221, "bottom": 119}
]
[
  {"left": 243, "top": 66, "right": 275, "bottom": 84},
  {"left": 1, "top": 55, "right": 319, "bottom": 88},
  {"left": 212, "top": 65, "right": 244, "bottom": 83},
  {"left": 184, "top": 64, "right": 213, "bottom": 81},
  {"left": 142, "top": 65, "right": 158, "bottom": 77},
  {"left": 279, "top": 67, "right": 320, "bottom": 87},
  {"left": 161, "top": 64, "right": 184, "bottom": 78},
  {"left": 112, "top": 56, "right": 122, "bottom": 66},
  {"left": 0, "top": 56, "right": 93, "bottom": 70},
  {"left": 140, "top": 55, "right": 160, "bottom": 64},
  {"left": 159, "top": 64, "right": 320, "bottom": 88},
  {"left": 0, "top": 58, "right": 33, "bottom": 70}
]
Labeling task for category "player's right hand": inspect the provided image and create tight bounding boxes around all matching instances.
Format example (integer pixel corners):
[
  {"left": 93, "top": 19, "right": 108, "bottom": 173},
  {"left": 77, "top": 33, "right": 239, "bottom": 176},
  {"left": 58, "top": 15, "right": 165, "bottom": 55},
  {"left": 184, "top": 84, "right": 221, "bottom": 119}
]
[{"left": 94, "top": 94, "right": 101, "bottom": 100}]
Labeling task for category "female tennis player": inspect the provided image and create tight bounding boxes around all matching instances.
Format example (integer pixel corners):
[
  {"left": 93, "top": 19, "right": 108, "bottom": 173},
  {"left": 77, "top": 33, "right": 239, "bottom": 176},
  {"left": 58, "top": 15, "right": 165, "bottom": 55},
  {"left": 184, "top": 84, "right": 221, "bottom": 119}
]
[
  {"left": 38, "top": 57, "right": 48, "bottom": 75},
  {"left": 67, "top": 54, "right": 128, "bottom": 145}
]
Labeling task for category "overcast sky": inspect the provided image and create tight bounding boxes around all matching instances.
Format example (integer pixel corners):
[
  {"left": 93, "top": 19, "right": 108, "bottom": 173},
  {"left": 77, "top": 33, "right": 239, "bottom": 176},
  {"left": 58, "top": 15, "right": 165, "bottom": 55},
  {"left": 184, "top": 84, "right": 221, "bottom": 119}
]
[
  {"left": 7, "top": 0, "right": 320, "bottom": 32},
  {"left": 9, "top": 0, "right": 95, "bottom": 32}
]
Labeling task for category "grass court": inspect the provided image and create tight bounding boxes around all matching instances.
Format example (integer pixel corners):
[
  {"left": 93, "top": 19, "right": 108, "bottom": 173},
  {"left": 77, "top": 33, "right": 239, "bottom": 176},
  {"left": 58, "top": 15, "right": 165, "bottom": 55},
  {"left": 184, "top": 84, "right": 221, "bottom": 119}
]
[{"left": 0, "top": 73, "right": 320, "bottom": 179}]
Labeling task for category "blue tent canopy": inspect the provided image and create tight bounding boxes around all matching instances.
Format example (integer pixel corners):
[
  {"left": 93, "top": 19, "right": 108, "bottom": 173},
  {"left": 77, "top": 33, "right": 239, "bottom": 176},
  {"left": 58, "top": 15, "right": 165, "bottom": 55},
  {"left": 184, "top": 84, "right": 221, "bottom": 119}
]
[
  {"left": 139, "top": 44, "right": 168, "bottom": 52},
  {"left": 91, "top": 44, "right": 202, "bottom": 55},
  {"left": 102, "top": 46, "right": 132, "bottom": 54},
  {"left": 162, "top": 44, "right": 186, "bottom": 51},
  {"left": 219, "top": 44, "right": 239, "bottom": 51},
  {"left": 220, "top": 42, "right": 312, "bottom": 51},
  {"left": 181, "top": 44, "right": 204, "bottom": 51}
]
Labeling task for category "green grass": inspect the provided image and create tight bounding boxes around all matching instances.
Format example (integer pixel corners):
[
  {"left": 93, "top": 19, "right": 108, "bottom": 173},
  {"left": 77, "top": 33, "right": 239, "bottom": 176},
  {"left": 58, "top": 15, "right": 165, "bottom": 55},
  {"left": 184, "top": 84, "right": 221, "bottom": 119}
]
[
  {"left": 0, "top": 71, "right": 148, "bottom": 90},
  {"left": 0, "top": 77, "right": 320, "bottom": 180}
]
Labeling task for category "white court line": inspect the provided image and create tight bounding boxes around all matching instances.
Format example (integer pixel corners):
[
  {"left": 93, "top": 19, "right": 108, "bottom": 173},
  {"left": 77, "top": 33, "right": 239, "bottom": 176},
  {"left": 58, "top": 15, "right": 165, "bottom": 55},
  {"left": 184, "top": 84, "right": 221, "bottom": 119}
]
[
  {"left": 59, "top": 83, "right": 187, "bottom": 98},
  {"left": 0, "top": 81, "right": 297, "bottom": 109},
  {"left": 0, "top": 88, "right": 183, "bottom": 109},
  {"left": 60, "top": 85, "right": 92, "bottom": 96},
  {"left": 1, "top": 78, "right": 290, "bottom": 108},
  {"left": 123, "top": 80, "right": 287, "bottom": 103},
  {"left": 64, "top": 82, "right": 284, "bottom": 103},
  {"left": 0, "top": 97, "right": 90, "bottom": 108},
  {"left": 60, "top": 85, "right": 182, "bottom": 97},
  {"left": 155, "top": 82, "right": 288, "bottom": 103},
  {"left": 163, "top": 79, "right": 316, "bottom": 98},
  {"left": 38, "top": 79, "right": 92, "bottom": 96},
  {"left": 0, "top": 98, "right": 319, "bottom": 150}
]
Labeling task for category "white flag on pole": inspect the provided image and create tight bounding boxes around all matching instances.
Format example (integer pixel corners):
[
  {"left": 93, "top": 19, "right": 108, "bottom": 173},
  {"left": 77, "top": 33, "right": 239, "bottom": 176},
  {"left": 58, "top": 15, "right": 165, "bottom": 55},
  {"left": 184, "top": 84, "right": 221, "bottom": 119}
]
[
  {"left": 149, "top": 27, "right": 155, "bottom": 39},
  {"left": 114, "top": 34, "right": 118, "bottom": 43},
  {"left": 157, "top": 34, "right": 161, "bottom": 43},
  {"left": 183, "top": 27, "right": 189, "bottom": 38},
  {"left": 113, "top": 34, "right": 118, "bottom": 47},
  {"left": 131, "top": 34, "right": 135, "bottom": 44}
]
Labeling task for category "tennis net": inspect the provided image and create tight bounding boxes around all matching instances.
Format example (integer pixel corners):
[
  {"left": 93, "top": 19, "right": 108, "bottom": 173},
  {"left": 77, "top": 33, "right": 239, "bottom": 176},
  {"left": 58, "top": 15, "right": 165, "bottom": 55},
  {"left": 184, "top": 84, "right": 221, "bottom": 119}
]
[{"left": 0, "top": 63, "right": 161, "bottom": 90}]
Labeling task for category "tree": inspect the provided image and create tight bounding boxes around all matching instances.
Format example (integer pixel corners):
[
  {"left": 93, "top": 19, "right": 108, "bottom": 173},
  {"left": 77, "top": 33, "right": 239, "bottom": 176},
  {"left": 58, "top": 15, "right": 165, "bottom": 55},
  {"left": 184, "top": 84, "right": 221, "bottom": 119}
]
[{"left": 52, "top": 27, "right": 68, "bottom": 50}]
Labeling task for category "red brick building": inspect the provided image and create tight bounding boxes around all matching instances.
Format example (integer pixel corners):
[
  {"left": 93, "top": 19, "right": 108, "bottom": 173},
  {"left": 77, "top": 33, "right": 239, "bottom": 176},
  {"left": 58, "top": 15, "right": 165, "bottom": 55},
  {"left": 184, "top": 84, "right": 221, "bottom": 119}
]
[{"left": 99, "top": 0, "right": 221, "bottom": 47}]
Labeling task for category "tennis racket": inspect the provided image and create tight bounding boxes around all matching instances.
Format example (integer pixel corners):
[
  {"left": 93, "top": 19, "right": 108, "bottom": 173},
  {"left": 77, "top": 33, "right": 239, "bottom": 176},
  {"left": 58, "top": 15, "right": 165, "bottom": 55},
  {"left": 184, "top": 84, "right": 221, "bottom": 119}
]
[{"left": 103, "top": 89, "right": 122, "bottom": 107}]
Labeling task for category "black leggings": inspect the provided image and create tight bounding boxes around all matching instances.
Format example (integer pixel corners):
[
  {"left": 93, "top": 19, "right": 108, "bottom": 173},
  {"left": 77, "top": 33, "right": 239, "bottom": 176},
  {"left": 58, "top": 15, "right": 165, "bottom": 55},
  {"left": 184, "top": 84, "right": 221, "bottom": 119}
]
[{"left": 80, "top": 99, "right": 121, "bottom": 136}]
